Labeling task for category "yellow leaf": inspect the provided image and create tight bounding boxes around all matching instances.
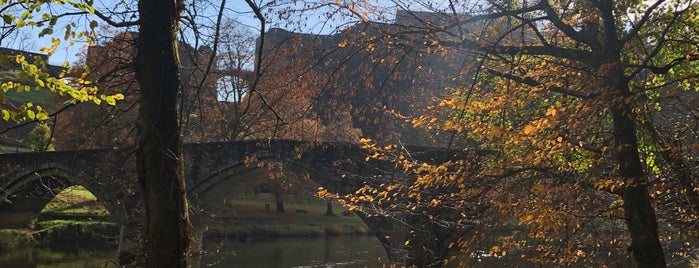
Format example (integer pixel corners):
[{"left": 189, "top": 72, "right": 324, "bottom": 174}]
[
  {"left": 107, "top": 97, "right": 116, "bottom": 105},
  {"left": 523, "top": 124, "right": 536, "bottom": 135},
  {"left": 36, "top": 111, "right": 49, "bottom": 121},
  {"left": 26, "top": 109, "right": 35, "bottom": 120}
]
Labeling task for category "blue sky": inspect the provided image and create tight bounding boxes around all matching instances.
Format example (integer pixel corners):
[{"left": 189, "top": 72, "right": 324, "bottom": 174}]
[
  {"left": 6, "top": 0, "right": 420, "bottom": 66},
  {"left": 8, "top": 0, "right": 357, "bottom": 66}
]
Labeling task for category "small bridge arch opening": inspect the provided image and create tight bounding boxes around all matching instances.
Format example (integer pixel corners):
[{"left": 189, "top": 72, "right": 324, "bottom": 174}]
[
  {"left": 189, "top": 156, "right": 362, "bottom": 218},
  {"left": 0, "top": 166, "right": 116, "bottom": 228},
  {"left": 186, "top": 157, "right": 390, "bottom": 257}
]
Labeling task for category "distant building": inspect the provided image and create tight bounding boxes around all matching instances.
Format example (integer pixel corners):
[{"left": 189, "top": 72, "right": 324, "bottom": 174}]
[
  {"left": 256, "top": 10, "right": 473, "bottom": 145},
  {"left": 53, "top": 32, "right": 222, "bottom": 149},
  {"left": 51, "top": 11, "right": 479, "bottom": 149}
]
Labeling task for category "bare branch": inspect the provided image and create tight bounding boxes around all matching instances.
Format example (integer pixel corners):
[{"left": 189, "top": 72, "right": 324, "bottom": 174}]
[
  {"left": 486, "top": 69, "right": 597, "bottom": 99},
  {"left": 93, "top": 10, "right": 138, "bottom": 27}
]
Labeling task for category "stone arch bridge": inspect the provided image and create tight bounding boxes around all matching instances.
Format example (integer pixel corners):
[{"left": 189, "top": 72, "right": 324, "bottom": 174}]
[{"left": 0, "top": 140, "right": 466, "bottom": 265}]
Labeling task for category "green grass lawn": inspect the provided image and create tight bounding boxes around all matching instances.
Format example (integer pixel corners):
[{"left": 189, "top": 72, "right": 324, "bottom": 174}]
[
  {"left": 1, "top": 70, "right": 52, "bottom": 105},
  {"left": 40, "top": 185, "right": 109, "bottom": 216},
  {"left": 205, "top": 193, "right": 371, "bottom": 237},
  {"left": 36, "top": 187, "right": 368, "bottom": 239},
  {"left": 0, "top": 144, "right": 31, "bottom": 153}
]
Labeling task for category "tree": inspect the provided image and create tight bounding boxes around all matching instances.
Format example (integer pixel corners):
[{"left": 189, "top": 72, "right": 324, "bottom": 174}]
[
  {"left": 53, "top": 32, "right": 140, "bottom": 150},
  {"left": 135, "top": 0, "right": 190, "bottom": 266},
  {"left": 324, "top": 199, "right": 335, "bottom": 216},
  {"left": 209, "top": 19, "right": 256, "bottom": 140},
  {"left": 332, "top": 1, "right": 699, "bottom": 267},
  {"left": 431, "top": 2, "right": 698, "bottom": 266},
  {"left": 28, "top": 122, "right": 54, "bottom": 151},
  {"left": 0, "top": 0, "right": 123, "bottom": 145}
]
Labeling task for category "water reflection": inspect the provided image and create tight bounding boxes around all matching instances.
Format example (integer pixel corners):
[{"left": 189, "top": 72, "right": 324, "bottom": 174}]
[
  {"left": 0, "top": 236, "right": 388, "bottom": 268},
  {"left": 0, "top": 243, "right": 118, "bottom": 268},
  {"left": 195, "top": 236, "right": 389, "bottom": 268}
]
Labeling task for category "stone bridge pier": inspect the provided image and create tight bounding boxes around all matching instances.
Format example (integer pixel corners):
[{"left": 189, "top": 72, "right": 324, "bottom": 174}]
[{"left": 0, "top": 140, "right": 468, "bottom": 266}]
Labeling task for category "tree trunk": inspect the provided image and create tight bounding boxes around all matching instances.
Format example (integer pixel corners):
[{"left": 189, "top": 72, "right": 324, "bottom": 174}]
[
  {"left": 611, "top": 105, "right": 666, "bottom": 268},
  {"left": 324, "top": 200, "right": 335, "bottom": 216},
  {"left": 135, "top": 0, "right": 190, "bottom": 266},
  {"left": 275, "top": 193, "right": 285, "bottom": 212}
]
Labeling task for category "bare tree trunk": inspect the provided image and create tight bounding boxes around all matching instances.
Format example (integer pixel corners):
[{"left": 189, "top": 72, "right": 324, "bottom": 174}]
[
  {"left": 135, "top": 0, "right": 190, "bottom": 266},
  {"left": 324, "top": 200, "right": 335, "bottom": 216},
  {"left": 611, "top": 106, "right": 666, "bottom": 268},
  {"left": 275, "top": 192, "right": 285, "bottom": 213}
]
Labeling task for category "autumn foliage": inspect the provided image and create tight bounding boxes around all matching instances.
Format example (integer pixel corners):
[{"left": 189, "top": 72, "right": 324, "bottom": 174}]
[{"left": 325, "top": 1, "right": 699, "bottom": 267}]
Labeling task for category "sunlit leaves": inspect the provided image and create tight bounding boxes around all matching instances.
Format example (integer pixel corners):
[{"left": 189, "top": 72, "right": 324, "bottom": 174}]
[{"left": 0, "top": 0, "right": 119, "bottom": 123}]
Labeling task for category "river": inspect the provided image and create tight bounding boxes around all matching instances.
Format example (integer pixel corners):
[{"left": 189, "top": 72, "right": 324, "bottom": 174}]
[{"left": 0, "top": 235, "right": 389, "bottom": 268}]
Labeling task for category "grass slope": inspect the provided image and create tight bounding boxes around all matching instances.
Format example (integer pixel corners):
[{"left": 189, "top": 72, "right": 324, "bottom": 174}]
[
  {"left": 205, "top": 193, "right": 371, "bottom": 238},
  {"left": 0, "top": 70, "right": 51, "bottom": 105},
  {"left": 40, "top": 185, "right": 109, "bottom": 216},
  {"left": 1, "top": 187, "right": 370, "bottom": 250}
]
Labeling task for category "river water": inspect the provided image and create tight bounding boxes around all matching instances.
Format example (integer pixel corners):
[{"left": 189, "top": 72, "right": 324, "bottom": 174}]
[{"left": 0, "top": 235, "right": 389, "bottom": 268}]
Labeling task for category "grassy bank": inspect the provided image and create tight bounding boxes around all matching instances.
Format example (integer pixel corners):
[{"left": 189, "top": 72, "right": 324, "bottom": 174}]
[
  {"left": 203, "top": 193, "right": 372, "bottom": 239},
  {"left": 39, "top": 185, "right": 109, "bottom": 217},
  {"left": 1, "top": 187, "right": 371, "bottom": 250},
  {"left": 0, "top": 229, "right": 35, "bottom": 251},
  {"left": 35, "top": 186, "right": 117, "bottom": 244},
  {"left": 1, "top": 186, "right": 117, "bottom": 251}
]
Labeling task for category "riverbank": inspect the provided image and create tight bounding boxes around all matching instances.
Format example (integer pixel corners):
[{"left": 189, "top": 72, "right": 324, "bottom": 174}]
[
  {"left": 0, "top": 189, "right": 371, "bottom": 251},
  {"left": 202, "top": 193, "right": 372, "bottom": 239},
  {"left": 0, "top": 185, "right": 118, "bottom": 251},
  {"left": 0, "top": 221, "right": 118, "bottom": 251}
]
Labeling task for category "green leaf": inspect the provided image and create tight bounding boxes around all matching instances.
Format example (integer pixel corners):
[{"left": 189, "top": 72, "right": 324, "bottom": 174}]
[
  {"left": 2, "top": 14, "right": 13, "bottom": 24},
  {"left": 26, "top": 109, "right": 35, "bottom": 120},
  {"left": 36, "top": 111, "right": 49, "bottom": 121},
  {"left": 1, "top": 109, "right": 9, "bottom": 121},
  {"left": 105, "top": 96, "right": 116, "bottom": 106},
  {"left": 39, "top": 27, "right": 53, "bottom": 37}
]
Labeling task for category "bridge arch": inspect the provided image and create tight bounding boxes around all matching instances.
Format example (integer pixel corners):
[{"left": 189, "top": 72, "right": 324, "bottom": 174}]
[
  {"left": 188, "top": 156, "right": 350, "bottom": 199},
  {"left": 0, "top": 164, "right": 126, "bottom": 229},
  {"left": 185, "top": 156, "right": 397, "bottom": 258},
  {"left": 0, "top": 140, "right": 463, "bottom": 265}
]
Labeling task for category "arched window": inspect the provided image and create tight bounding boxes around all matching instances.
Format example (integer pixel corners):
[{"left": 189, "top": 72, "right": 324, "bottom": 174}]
[{"left": 216, "top": 75, "right": 249, "bottom": 102}]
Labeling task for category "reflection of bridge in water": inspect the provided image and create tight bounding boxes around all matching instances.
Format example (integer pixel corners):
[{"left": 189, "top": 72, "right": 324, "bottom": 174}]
[{"left": 0, "top": 139, "right": 467, "bottom": 265}]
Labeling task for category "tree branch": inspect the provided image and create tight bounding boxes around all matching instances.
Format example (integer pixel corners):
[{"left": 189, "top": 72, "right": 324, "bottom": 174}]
[
  {"left": 620, "top": 0, "right": 667, "bottom": 45},
  {"left": 539, "top": 0, "right": 599, "bottom": 49},
  {"left": 93, "top": 10, "right": 138, "bottom": 27},
  {"left": 0, "top": 103, "right": 76, "bottom": 135},
  {"left": 486, "top": 69, "right": 597, "bottom": 99}
]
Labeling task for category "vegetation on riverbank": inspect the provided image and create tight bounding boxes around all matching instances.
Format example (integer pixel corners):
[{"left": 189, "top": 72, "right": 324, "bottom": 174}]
[
  {"left": 40, "top": 186, "right": 109, "bottom": 217},
  {"left": 0, "top": 186, "right": 117, "bottom": 251},
  {"left": 204, "top": 193, "right": 372, "bottom": 238},
  {"left": 0, "top": 229, "right": 34, "bottom": 251},
  {"left": 1, "top": 187, "right": 371, "bottom": 251}
]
